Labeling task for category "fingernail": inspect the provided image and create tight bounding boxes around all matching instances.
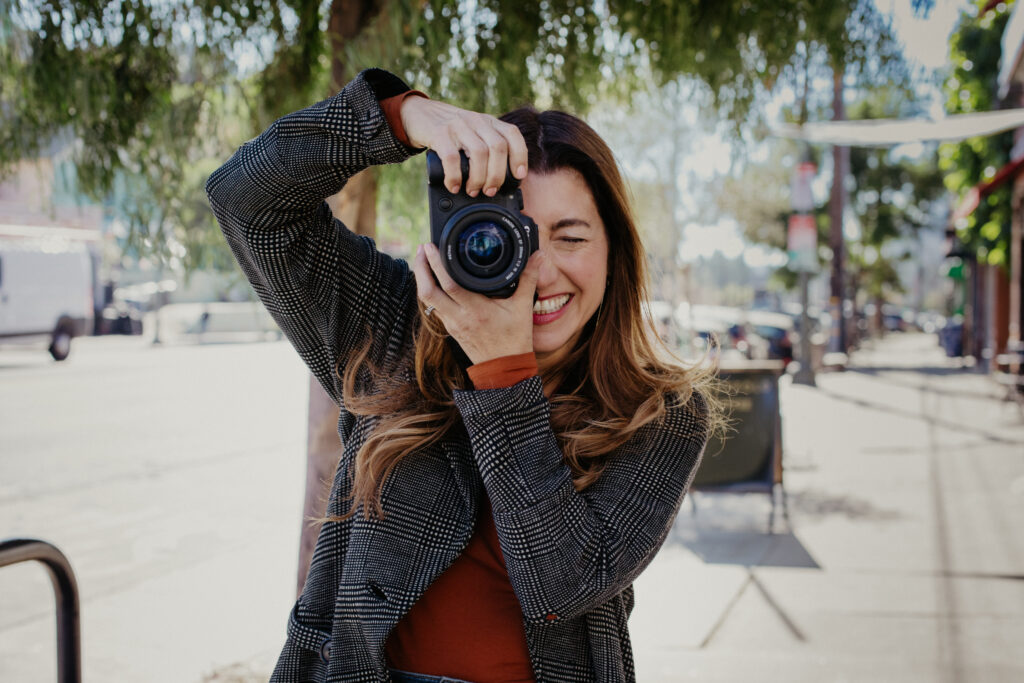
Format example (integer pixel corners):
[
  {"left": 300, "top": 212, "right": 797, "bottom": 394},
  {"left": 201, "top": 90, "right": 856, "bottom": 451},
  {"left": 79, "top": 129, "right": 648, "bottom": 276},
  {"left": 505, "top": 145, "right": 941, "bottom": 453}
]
[
  {"left": 449, "top": 183, "right": 459, "bottom": 194},
  {"left": 416, "top": 244, "right": 423, "bottom": 257},
  {"left": 516, "top": 165, "right": 527, "bottom": 178},
  {"left": 468, "top": 189, "right": 479, "bottom": 197},
  {"left": 484, "top": 187, "right": 497, "bottom": 197}
]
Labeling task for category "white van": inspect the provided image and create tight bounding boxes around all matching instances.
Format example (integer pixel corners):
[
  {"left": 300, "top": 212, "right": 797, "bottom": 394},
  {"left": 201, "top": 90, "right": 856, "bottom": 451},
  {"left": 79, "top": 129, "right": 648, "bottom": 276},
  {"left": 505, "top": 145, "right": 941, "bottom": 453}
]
[{"left": 0, "top": 226, "right": 97, "bottom": 360}]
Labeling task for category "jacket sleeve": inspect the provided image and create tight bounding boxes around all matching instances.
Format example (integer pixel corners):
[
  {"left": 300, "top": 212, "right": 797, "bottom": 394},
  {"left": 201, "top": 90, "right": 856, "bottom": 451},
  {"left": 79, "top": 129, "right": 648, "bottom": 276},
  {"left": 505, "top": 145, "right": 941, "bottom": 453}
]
[
  {"left": 452, "top": 378, "right": 708, "bottom": 625},
  {"left": 205, "top": 69, "right": 421, "bottom": 406}
]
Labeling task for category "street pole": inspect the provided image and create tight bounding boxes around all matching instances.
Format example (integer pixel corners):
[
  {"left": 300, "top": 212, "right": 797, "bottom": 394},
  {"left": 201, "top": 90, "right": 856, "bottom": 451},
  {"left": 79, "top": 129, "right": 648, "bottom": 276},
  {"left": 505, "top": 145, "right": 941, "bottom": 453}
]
[
  {"left": 790, "top": 150, "right": 818, "bottom": 387},
  {"left": 829, "top": 67, "right": 847, "bottom": 355},
  {"left": 794, "top": 270, "right": 816, "bottom": 385}
]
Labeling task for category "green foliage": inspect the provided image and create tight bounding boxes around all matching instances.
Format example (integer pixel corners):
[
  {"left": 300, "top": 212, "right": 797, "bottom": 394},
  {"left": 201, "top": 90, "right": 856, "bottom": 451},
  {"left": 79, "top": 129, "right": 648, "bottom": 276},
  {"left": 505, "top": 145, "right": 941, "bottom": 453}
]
[
  {"left": 846, "top": 87, "right": 944, "bottom": 300},
  {"left": 719, "top": 82, "right": 944, "bottom": 303},
  {"left": 940, "top": 0, "right": 1014, "bottom": 267},
  {"left": 0, "top": 0, "right": 325, "bottom": 268},
  {"left": 2, "top": 0, "right": 910, "bottom": 273}
]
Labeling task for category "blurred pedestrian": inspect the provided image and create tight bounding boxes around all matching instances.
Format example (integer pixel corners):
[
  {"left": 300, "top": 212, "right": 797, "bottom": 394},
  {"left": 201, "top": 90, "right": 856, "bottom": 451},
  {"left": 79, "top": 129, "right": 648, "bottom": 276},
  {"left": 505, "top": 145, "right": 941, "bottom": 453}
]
[
  {"left": 198, "top": 305, "right": 210, "bottom": 343},
  {"left": 207, "top": 68, "right": 714, "bottom": 683}
]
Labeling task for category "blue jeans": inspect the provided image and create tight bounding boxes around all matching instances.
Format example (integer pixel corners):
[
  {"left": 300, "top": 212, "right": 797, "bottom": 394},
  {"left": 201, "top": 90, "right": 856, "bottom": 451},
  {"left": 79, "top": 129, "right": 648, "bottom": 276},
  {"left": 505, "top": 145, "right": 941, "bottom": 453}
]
[{"left": 388, "top": 668, "right": 477, "bottom": 683}]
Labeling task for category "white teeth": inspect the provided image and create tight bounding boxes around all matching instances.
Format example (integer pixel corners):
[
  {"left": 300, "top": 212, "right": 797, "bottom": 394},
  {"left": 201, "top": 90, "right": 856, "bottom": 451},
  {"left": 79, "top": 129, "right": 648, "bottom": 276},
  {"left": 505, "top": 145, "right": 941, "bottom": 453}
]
[{"left": 533, "top": 294, "right": 570, "bottom": 315}]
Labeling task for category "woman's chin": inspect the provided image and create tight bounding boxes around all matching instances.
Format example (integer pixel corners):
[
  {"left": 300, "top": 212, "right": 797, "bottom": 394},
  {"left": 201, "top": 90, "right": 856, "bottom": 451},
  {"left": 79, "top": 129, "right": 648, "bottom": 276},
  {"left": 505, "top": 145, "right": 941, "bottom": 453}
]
[{"left": 533, "top": 327, "right": 581, "bottom": 363}]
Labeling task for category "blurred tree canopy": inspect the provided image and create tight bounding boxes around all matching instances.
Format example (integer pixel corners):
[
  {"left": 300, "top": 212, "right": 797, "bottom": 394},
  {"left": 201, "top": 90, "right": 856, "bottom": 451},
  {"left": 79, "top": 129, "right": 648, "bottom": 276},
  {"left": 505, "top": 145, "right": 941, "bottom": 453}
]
[
  {"left": 847, "top": 90, "right": 945, "bottom": 303},
  {"left": 940, "top": 0, "right": 1014, "bottom": 268},
  {"left": 716, "top": 85, "right": 945, "bottom": 301},
  {"left": 0, "top": 0, "right": 908, "bottom": 272}
]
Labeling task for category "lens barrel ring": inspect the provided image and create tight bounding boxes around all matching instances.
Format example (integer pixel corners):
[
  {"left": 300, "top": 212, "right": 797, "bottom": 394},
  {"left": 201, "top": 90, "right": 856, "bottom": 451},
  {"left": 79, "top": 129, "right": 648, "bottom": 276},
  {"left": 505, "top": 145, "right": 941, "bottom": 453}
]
[{"left": 438, "top": 205, "right": 531, "bottom": 295}]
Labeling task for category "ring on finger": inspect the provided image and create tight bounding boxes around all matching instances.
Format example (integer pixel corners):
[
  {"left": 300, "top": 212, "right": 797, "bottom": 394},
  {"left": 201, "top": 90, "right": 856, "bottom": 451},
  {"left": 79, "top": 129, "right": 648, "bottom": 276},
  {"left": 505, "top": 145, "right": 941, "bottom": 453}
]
[{"left": 424, "top": 305, "right": 435, "bottom": 317}]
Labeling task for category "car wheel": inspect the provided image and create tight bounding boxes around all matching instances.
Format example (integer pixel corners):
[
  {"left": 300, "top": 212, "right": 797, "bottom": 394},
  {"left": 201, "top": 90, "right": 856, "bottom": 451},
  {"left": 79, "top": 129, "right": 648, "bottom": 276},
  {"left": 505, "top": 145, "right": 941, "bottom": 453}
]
[{"left": 49, "top": 329, "right": 72, "bottom": 361}]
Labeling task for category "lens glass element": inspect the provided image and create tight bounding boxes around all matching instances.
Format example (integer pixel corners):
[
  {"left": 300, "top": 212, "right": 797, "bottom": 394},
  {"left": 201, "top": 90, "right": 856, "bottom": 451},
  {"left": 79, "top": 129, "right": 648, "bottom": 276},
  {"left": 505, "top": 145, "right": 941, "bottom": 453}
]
[{"left": 458, "top": 222, "right": 507, "bottom": 272}]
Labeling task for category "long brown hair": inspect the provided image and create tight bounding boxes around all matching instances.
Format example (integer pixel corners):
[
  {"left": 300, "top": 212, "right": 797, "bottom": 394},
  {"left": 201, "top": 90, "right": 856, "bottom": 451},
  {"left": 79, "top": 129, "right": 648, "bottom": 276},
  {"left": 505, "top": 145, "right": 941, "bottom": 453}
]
[{"left": 337, "top": 107, "right": 716, "bottom": 519}]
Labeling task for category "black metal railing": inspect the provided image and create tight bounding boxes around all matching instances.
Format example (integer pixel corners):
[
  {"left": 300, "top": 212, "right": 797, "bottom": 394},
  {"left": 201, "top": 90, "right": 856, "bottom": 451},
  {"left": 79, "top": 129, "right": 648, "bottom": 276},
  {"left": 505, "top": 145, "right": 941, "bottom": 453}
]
[{"left": 0, "top": 538, "right": 81, "bottom": 683}]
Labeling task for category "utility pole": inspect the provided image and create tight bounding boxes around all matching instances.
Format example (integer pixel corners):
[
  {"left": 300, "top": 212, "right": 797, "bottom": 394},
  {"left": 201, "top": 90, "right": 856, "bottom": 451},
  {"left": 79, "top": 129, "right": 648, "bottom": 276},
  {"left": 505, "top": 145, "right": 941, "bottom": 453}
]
[
  {"left": 790, "top": 149, "right": 818, "bottom": 386},
  {"left": 829, "top": 67, "right": 848, "bottom": 354},
  {"left": 790, "top": 49, "right": 817, "bottom": 386}
]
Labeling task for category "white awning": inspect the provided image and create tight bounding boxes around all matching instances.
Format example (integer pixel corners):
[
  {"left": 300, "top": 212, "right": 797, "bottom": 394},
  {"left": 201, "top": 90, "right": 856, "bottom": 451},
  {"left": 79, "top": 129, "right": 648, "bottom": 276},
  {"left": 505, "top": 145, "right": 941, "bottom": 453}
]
[{"left": 772, "top": 109, "right": 1024, "bottom": 147}]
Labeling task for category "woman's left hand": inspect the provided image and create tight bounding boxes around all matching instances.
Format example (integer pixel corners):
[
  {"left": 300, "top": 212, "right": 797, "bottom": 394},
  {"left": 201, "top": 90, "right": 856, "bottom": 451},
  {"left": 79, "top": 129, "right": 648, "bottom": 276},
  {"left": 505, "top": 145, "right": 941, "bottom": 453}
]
[{"left": 413, "top": 242, "right": 544, "bottom": 364}]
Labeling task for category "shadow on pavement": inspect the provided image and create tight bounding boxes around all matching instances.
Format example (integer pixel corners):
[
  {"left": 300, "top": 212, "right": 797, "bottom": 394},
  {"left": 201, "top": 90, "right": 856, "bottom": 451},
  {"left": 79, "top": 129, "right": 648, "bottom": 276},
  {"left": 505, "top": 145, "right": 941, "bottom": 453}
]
[
  {"left": 847, "top": 366, "right": 1006, "bottom": 402},
  {"left": 669, "top": 494, "right": 826, "bottom": 569},
  {"left": 667, "top": 483, "right": 909, "bottom": 569},
  {"left": 786, "top": 488, "right": 903, "bottom": 521},
  {"left": 817, "top": 386, "right": 1024, "bottom": 446},
  {"left": 672, "top": 526, "right": 820, "bottom": 569},
  {"left": 847, "top": 365, "right": 973, "bottom": 376}
]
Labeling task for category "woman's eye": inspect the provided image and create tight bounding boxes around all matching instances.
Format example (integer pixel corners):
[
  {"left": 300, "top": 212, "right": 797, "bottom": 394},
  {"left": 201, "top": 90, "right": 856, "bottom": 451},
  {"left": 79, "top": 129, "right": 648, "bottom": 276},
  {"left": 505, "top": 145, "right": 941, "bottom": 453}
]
[{"left": 560, "top": 237, "right": 586, "bottom": 243}]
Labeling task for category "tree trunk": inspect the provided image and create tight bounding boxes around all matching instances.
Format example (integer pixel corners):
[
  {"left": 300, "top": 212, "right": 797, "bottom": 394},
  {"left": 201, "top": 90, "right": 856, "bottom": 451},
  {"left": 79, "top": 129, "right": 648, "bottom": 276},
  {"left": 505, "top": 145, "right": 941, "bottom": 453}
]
[{"left": 296, "top": 0, "right": 384, "bottom": 596}]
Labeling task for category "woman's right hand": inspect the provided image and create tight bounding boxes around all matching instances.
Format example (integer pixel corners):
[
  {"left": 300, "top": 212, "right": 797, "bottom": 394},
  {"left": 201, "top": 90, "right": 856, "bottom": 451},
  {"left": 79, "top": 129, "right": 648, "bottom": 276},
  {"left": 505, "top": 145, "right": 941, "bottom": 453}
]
[{"left": 399, "top": 96, "right": 529, "bottom": 197}]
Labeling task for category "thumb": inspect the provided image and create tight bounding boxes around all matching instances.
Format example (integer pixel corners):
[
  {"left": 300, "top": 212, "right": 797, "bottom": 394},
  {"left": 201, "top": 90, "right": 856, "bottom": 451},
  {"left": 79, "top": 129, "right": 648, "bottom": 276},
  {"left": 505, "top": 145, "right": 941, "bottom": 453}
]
[{"left": 515, "top": 249, "right": 545, "bottom": 302}]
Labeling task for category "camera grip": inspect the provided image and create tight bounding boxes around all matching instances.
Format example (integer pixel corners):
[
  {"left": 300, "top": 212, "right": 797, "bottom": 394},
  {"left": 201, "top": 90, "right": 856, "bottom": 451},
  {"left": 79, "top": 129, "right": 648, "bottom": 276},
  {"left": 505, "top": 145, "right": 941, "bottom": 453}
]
[{"left": 426, "top": 150, "right": 515, "bottom": 192}]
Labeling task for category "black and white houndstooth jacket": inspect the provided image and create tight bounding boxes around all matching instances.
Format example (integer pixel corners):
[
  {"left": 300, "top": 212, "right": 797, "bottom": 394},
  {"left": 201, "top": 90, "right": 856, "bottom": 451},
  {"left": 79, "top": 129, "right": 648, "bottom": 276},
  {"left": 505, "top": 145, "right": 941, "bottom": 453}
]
[{"left": 206, "top": 68, "right": 708, "bottom": 683}]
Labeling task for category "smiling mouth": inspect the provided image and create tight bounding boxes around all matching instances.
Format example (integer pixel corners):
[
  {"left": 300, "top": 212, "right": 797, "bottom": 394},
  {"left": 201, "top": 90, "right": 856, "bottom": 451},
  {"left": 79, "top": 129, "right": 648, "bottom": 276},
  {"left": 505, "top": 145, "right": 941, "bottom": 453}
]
[{"left": 533, "top": 294, "right": 571, "bottom": 315}]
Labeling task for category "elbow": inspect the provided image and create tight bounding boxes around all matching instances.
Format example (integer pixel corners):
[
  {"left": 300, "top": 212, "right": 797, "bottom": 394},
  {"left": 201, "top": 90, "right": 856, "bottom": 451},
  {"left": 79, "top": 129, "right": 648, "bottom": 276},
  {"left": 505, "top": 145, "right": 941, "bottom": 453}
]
[
  {"left": 515, "top": 527, "right": 667, "bottom": 627},
  {"left": 204, "top": 162, "right": 249, "bottom": 244},
  {"left": 204, "top": 164, "right": 231, "bottom": 228},
  {"left": 520, "top": 586, "right": 615, "bottom": 627},
  {"left": 524, "top": 610, "right": 567, "bottom": 627},
  {"left": 517, "top": 567, "right": 622, "bottom": 627}
]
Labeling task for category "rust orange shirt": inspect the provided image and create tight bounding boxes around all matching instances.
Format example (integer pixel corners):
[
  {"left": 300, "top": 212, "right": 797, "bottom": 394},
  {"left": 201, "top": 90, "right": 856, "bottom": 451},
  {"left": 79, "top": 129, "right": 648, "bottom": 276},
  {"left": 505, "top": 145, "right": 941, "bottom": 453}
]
[{"left": 384, "top": 353, "right": 538, "bottom": 682}]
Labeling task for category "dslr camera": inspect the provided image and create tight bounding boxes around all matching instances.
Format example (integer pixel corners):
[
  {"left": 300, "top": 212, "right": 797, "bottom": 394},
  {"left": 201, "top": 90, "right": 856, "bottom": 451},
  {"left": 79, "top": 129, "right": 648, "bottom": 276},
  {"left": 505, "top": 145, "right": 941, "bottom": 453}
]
[{"left": 427, "top": 150, "right": 538, "bottom": 298}]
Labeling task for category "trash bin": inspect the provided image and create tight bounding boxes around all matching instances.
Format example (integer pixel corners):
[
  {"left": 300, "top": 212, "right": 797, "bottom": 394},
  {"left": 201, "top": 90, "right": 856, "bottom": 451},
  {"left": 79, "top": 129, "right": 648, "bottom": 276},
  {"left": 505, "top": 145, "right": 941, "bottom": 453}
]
[{"left": 940, "top": 318, "right": 964, "bottom": 357}]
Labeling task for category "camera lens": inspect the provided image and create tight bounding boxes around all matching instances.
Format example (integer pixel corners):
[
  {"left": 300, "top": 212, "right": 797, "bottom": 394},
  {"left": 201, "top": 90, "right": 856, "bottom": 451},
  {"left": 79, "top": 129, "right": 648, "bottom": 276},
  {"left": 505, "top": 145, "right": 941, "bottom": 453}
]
[{"left": 458, "top": 222, "right": 509, "bottom": 273}]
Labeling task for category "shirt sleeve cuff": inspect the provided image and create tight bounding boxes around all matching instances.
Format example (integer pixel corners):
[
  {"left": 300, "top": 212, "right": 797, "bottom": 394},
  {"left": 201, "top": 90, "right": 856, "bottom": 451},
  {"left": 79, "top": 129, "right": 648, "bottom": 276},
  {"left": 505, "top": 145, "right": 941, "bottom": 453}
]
[
  {"left": 467, "top": 352, "right": 539, "bottom": 390},
  {"left": 360, "top": 68, "right": 414, "bottom": 100},
  {"left": 380, "top": 90, "right": 429, "bottom": 150}
]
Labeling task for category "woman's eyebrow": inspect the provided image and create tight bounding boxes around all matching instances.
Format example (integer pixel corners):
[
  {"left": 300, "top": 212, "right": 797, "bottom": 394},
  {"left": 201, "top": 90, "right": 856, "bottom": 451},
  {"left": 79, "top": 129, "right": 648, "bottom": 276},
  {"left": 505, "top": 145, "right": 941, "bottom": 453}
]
[{"left": 551, "top": 218, "right": 592, "bottom": 231}]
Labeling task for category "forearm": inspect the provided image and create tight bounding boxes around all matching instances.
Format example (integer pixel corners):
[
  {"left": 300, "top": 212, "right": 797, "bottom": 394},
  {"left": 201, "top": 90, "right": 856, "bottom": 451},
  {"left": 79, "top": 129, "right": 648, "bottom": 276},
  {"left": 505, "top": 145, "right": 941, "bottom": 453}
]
[
  {"left": 454, "top": 379, "right": 707, "bottom": 624},
  {"left": 206, "top": 69, "right": 417, "bottom": 229},
  {"left": 205, "top": 69, "right": 422, "bottom": 404}
]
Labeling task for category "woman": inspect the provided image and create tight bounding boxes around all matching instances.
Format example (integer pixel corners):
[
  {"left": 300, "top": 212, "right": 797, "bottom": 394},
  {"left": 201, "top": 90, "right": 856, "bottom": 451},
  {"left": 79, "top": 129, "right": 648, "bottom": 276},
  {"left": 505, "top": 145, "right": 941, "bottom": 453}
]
[{"left": 207, "top": 68, "right": 712, "bottom": 683}]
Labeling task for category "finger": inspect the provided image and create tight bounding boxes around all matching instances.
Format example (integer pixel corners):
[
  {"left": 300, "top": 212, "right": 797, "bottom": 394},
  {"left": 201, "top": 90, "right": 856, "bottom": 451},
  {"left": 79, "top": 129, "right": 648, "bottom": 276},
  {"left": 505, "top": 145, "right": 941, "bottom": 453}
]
[
  {"left": 475, "top": 121, "right": 510, "bottom": 197},
  {"left": 412, "top": 244, "right": 455, "bottom": 312},
  {"left": 423, "top": 242, "right": 467, "bottom": 303},
  {"left": 494, "top": 119, "right": 529, "bottom": 180},
  {"left": 435, "top": 146, "right": 463, "bottom": 195},
  {"left": 454, "top": 127, "right": 489, "bottom": 197},
  {"left": 512, "top": 249, "right": 545, "bottom": 305}
]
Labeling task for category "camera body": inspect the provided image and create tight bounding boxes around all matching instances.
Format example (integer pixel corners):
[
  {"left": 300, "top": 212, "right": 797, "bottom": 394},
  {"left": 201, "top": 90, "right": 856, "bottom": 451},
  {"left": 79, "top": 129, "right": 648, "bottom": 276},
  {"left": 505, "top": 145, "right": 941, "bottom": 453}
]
[{"left": 427, "top": 150, "right": 538, "bottom": 298}]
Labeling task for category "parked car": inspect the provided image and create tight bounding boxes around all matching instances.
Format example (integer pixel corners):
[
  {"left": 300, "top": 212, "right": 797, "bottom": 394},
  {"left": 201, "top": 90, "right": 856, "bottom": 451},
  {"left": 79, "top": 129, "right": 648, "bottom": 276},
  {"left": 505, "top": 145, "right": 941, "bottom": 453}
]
[
  {"left": 745, "top": 310, "right": 795, "bottom": 364},
  {"left": 96, "top": 303, "right": 144, "bottom": 336},
  {"left": 881, "top": 304, "right": 908, "bottom": 332},
  {"left": 674, "top": 304, "right": 751, "bottom": 363},
  {"left": 0, "top": 232, "right": 96, "bottom": 360}
]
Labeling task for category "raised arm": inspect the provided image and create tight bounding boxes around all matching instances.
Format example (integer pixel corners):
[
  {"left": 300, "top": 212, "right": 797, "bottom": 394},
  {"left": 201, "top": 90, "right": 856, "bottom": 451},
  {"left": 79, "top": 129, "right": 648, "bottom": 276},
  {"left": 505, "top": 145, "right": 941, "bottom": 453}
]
[
  {"left": 453, "top": 379, "right": 708, "bottom": 625},
  {"left": 205, "top": 69, "right": 420, "bottom": 405}
]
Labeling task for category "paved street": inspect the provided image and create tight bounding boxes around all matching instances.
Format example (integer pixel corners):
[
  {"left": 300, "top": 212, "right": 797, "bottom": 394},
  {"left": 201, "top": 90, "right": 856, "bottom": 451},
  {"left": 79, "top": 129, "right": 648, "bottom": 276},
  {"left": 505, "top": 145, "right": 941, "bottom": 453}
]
[
  {"left": 2, "top": 332, "right": 1023, "bottom": 681},
  {"left": 1, "top": 336, "right": 309, "bottom": 681}
]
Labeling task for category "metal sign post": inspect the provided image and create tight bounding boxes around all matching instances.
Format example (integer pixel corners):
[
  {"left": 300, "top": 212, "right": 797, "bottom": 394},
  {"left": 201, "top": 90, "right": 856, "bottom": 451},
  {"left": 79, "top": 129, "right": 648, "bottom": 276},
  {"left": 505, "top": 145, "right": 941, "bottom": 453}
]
[{"left": 789, "top": 159, "right": 818, "bottom": 386}]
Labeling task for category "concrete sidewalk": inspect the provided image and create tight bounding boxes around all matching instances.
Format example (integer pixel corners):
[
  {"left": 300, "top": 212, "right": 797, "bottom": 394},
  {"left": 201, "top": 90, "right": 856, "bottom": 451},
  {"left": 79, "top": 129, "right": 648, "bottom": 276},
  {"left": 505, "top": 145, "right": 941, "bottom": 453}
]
[{"left": 630, "top": 332, "right": 1024, "bottom": 682}]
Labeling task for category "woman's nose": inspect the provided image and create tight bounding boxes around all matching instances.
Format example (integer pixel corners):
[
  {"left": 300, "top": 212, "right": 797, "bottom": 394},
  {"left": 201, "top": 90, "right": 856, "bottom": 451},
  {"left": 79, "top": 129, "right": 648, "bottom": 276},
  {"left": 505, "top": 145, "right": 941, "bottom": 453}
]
[{"left": 535, "top": 248, "right": 558, "bottom": 289}]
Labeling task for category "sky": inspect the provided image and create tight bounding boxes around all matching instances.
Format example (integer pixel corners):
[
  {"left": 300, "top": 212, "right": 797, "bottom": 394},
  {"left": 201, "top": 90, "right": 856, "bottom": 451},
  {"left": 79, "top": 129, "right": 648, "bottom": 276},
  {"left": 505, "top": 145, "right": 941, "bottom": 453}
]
[{"left": 886, "top": 0, "right": 972, "bottom": 71}]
